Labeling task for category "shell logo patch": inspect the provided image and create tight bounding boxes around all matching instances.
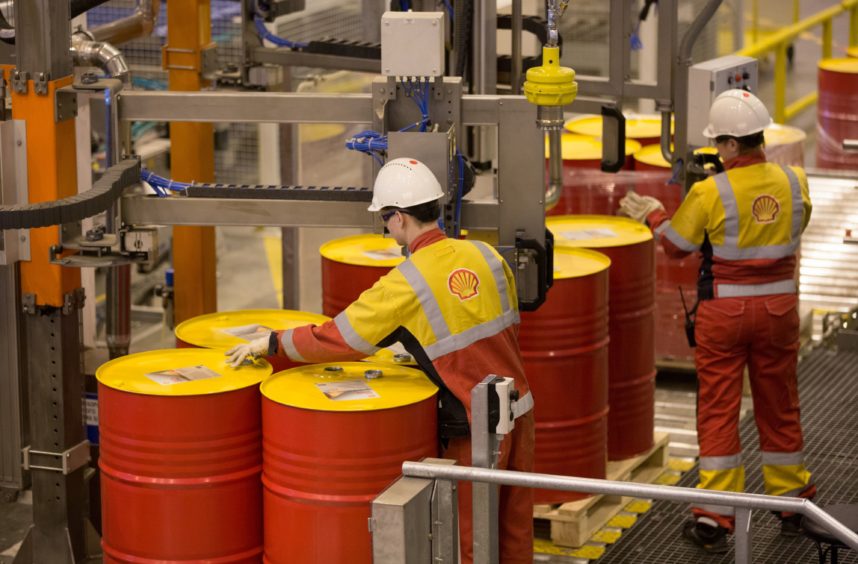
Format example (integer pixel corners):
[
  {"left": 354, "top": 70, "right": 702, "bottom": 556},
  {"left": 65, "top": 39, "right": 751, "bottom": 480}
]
[
  {"left": 448, "top": 268, "right": 480, "bottom": 301},
  {"left": 752, "top": 194, "right": 780, "bottom": 224}
]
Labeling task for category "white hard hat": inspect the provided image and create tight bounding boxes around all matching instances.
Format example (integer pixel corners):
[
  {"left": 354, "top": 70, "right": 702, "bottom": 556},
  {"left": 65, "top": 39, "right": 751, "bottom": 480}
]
[
  {"left": 368, "top": 158, "right": 444, "bottom": 212},
  {"left": 702, "top": 89, "right": 772, "bottom": 139}
]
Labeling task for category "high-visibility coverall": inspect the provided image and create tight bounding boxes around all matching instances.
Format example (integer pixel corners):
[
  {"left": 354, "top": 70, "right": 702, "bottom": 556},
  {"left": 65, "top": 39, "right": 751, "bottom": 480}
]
[
  {"left": 273, "top": 228, "right": 535, "bottom": 563},
  {"left": 646, "top": 153, "right": 815, "bottom": 531}
]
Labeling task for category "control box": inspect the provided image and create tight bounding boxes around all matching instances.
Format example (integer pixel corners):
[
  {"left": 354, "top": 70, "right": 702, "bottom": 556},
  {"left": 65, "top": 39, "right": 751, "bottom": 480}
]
[
  {"left": 687, "top": 55, "right": 758, "bottom": 147},
  {"left": 381, "top": 12, "right": 445, "bottom": 78}
]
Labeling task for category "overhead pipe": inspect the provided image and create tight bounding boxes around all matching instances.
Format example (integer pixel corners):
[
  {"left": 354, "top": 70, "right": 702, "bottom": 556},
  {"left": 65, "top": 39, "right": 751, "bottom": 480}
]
[
  {"left": 0, "top": 0, "right": 115, "bottom": 44},
  {"left": 89, "top": 0, "right": 161, "bottom": 45},
  {"left": 674, "top": 0, "right": 723, "bottom": 189},
  {"left": 71, "top": 31, "right": 130, "bottom": 81}
]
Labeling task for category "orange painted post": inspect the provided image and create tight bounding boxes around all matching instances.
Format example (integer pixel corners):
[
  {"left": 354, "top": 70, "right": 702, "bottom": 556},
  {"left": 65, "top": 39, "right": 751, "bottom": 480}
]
[
  {"left": 12, "top": 76, "right": 80, "bottom": 307},
  {"left": 165, "top": 0, "right": 217, "bottom": 323}
]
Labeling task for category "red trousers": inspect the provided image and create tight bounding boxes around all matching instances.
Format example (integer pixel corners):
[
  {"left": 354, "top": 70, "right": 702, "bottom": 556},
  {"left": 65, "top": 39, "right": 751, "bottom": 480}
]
[
  {"left": 692, "top": 294, "right": 813, "bottom": 529},
  {"left": 443, "top": 411, "right": 535, "bottom": 564}
]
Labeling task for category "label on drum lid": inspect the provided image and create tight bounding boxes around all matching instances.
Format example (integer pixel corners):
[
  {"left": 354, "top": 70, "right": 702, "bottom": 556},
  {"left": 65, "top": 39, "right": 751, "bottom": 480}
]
[
  {"left": 560, "top": 228, "right": 619, "bottom": 241},
  {"left": 315, "top": 380, "right": 380, "bottom": 401},
  {"left": 220, "top": 323, "right": 274, "bottom": 342},
  {"left": 145, "top": 365, "right": 221, "bottom": 386},
  {"left": 362, "top": 248, "right": 404, "bottom": 261}
]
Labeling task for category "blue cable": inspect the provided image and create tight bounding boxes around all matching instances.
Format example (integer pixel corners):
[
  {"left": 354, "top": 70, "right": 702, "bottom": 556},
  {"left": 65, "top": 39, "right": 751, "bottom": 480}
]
[
  {"left": 399, "top": 0, "right": 410, "bottom": 11},
  {"left": 141, "top": 169, "right": 191, "bottom": 197},
  {"left": 253, "top": 14, "right": 308, "bottom": 49},
  {"left": 443, "top": 0, "right": 454, "bottom": 21}
]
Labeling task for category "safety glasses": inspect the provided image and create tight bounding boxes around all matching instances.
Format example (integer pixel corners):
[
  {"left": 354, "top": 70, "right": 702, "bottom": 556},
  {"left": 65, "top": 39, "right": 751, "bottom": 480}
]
[{"left": 380, "top": 209, "right": 399, "bottom": 224}]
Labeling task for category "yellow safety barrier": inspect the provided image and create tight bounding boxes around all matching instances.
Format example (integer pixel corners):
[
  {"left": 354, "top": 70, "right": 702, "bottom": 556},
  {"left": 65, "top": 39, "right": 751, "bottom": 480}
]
[{"left": 738, "top": 0, "right": 858, "bottom": 123}]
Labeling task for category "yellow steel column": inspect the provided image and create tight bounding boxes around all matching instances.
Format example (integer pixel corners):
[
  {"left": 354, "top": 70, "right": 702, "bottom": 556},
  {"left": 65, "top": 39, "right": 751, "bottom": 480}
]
[{"left": 165, "top": 0, "right": 217, "bottom": 323}]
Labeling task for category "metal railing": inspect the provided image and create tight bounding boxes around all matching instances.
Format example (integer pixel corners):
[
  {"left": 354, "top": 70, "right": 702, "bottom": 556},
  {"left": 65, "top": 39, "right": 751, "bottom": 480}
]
[
  {"left": 401, "top": 460, "right": 858, "bottom": 564},
  {"left": 737, "top": 0, "right": 858, "bottom": 124}
]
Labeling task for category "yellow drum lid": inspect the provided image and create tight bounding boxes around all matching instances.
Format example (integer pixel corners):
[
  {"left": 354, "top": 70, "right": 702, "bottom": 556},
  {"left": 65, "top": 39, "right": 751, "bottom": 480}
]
[
  {"left": 818, "top": 58, "right": 858, "bottom": 73},
  {"left": 545, "top": 134, "right": 641, "bottom": 160},
  {"left": 634, "top": 144, "right": 719, "bottom": 168},
  {"left": 319, "top": 234, "right": 405, "bottom": 267},
  {"left": 764, "top": 124, "right": 807, "bottom": 146},
  {"left": 262, "top": 362, "right": 437, "bottom": 412},
  {"left": 564, "top": 114, "right": 673, "bottom": 139},
  {"left": 363, "top": 343, "right": 418, "bottom": 366},
  {"left": 175, "top": 309, "right": 330, "bottom": 350},
  {"left": 553, "top": 247, "right": 611, "bottom": 280},
  {"left": 96, "top": 349, "right": 272, "bottom": 396},
  {"left": 548, "top": 215, "right": 653, "bottom": 248}
]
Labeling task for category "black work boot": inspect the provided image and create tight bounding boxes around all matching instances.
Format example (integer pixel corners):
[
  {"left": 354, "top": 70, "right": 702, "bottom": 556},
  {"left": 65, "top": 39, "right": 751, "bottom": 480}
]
[
  {"left": 682, "top": 520, "right": 729, "bottom": 553},
  {"left": 779, "top": 514, "right": 803, "bottom": 537}
]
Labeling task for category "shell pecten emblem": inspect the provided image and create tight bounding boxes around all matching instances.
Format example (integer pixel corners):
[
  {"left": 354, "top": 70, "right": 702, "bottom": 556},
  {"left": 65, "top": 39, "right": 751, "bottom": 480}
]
[
  {"left": 752, "top": 194, "right": 781, "bottom": 224},
  {"left": 448, "top": 268, "right": 480, "bottom": 301}
]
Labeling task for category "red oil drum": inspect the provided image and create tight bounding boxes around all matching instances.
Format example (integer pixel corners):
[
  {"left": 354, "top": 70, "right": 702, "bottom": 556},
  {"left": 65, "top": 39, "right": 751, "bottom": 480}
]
[
  {"left": 633, "top": 145, "right": 701, "bottom": 365},
  {"left": 320, "top": 234, "right": 405, "bottom": 317},
  {"left": 565, "top": 113, "right": 671, "bottom": 147},
  {"left": 817, "top": 58, "right": 858, "bottom": 170},
  {"left": 97, "top": 349, "right": 272, "bottom": 563},
  {"left": 519, "top": 248, "right": 610, "bottom": 502},
  {"left": 176, "top": 309, "right": 330, "bottom": 373},
  {"left": 547, "top": 134, "right": 642, "bottom": 216},
  {"left": 261, "top": 362, "right": 438, "bottom": 564},
  {"left": 764, "top": 123, "right": 807, "bottom": 167},
  {"left": 549, "top": 216, "right": 656, "bottom": 460}
]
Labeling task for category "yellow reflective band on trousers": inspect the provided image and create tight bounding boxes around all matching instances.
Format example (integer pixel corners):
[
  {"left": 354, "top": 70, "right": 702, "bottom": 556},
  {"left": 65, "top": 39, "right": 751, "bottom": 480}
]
[
  {"left": 696, "top": 466, "right": 745, "bottom": 517},
  {"left": 762, "top": 463, "right": 813, "bottom": 497}
]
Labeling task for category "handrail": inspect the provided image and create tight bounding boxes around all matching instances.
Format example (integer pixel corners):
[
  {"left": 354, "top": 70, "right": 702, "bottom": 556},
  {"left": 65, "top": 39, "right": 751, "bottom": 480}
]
[
  {"left": 402, "top": 460, "right": 858, "bottom": 558},
  {"left": 736, "top": 0, "right": 858, "bottom": 123}
]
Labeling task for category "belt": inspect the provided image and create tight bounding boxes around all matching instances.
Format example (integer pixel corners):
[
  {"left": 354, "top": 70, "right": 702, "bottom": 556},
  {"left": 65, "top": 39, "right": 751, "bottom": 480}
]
[
  {"left": 716, "top": 279, "right": 796, "bottom": 298},
  {"left": 511, "top": 391, "right": 534, "bottom": 419}
]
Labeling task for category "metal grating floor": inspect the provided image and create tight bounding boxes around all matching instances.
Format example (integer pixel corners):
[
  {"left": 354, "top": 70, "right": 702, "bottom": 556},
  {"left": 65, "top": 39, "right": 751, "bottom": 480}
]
[{"left": 599, "top": 348, "right": 858, "bottom": 563}]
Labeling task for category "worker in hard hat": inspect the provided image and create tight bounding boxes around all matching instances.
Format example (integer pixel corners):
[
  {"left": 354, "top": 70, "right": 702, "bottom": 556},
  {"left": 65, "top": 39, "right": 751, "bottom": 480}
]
[
  {"left": 227, "top": 157, "right": 535, "bottom": 564},
  {"left": 619, "top": 90, "right": 814, "bottom": 553}
]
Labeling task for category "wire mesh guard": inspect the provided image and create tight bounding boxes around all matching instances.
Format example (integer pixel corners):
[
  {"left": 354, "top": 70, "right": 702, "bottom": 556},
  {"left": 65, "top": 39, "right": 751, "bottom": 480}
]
[{"left": 599, "top": 348, "right": 858, "bottom": 564}]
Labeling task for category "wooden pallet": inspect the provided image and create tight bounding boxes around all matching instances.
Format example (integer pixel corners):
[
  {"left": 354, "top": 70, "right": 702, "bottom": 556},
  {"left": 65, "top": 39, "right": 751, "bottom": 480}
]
[{"left": 533, "top": 431, "right": 670, "bottom": 548}]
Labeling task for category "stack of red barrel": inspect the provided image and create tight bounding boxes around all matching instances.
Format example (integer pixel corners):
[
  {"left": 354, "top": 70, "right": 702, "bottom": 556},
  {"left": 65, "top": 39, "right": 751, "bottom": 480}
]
[{"left": 817, "top": 58, "right": 858, "bottom": 170}]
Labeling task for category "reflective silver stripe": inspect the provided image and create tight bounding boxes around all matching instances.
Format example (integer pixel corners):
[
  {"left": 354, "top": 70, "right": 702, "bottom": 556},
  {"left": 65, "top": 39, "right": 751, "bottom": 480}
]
[
  {"left": 716, "top": 279, "right": 796, "bottom": 298},
  {"left": 334, "top": 312, "right": 380, "bottom": 356},
  {"left": 511, "top": 391, "right": 534, "bottom": 419},
  {"left": 711, "top": 167, "right": 803, "bottom": 260},
  {"left": 279, "top": 329, "right": 308, "bottom": 363},
  {"left": 782, "top": 483, "right": 814, "bottom": 498},
  {"left": 424, "top": 308, "right": 519, "bottom": 361},
  {"left": 398, "top": 261, "right": 452, "bottom": 342},
  {"left": 696, "top": 504, "right": 736, "bottom": 517},
  {"left": 661, "top": 222, "right": 700, "bottom": 252},
  {"left": 699, "top": 454, "right": 742, "bottom": 471},
  {"left": 761, "top": 451, "right": 805, "bottom": 467},
  {"left": 471, "top": 241, "right": 511, "bottom": 313},
  {"left": 781, "top": 165, "right": 804, "bottom": 245},
  {"left": 653, "top": 221, "right": 670, "bottom": 236},
  {"left": 697, "top": 516, "right": 721, "bottom": 528},
  {"left": 714, "top": 172, "right": 740, "bottom": 251}
]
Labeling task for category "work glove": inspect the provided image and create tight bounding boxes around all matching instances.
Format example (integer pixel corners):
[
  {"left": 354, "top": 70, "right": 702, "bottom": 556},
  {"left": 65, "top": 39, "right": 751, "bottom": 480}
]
[
  {"left": 618, "top": 192, "right": 664, "bottom": 224},
  {"left": 226, "top": 335, "right": 269, "bottom": 368}
]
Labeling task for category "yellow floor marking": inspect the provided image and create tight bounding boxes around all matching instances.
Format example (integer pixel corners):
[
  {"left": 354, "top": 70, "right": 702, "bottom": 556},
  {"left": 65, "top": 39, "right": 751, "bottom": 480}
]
[
  {"left": 625, "top": 499, "right": 652, "bottom": 514},
  {"left": 669, "top": 458, "right": 695, "bottom": 472},
  {"left": 570, "top": 544, "right": 606, "bottom": 559},
  {"left": 263, "top": 235, "right": 283, "bottom": 308},
  {"left": 592, "top": 529, "right": 623, "bottom": 544},
  {"left": 656, "top": 472, "right": 682, "bottom": 486},
  {"left": 607, "top": 513, "right": 638, "bottom": 528}
]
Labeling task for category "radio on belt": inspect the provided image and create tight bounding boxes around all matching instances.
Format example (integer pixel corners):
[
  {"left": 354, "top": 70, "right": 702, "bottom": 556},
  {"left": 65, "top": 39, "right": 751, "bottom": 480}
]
[{"left": 485, "top": 376, "right": 518, "bottom": 435}]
